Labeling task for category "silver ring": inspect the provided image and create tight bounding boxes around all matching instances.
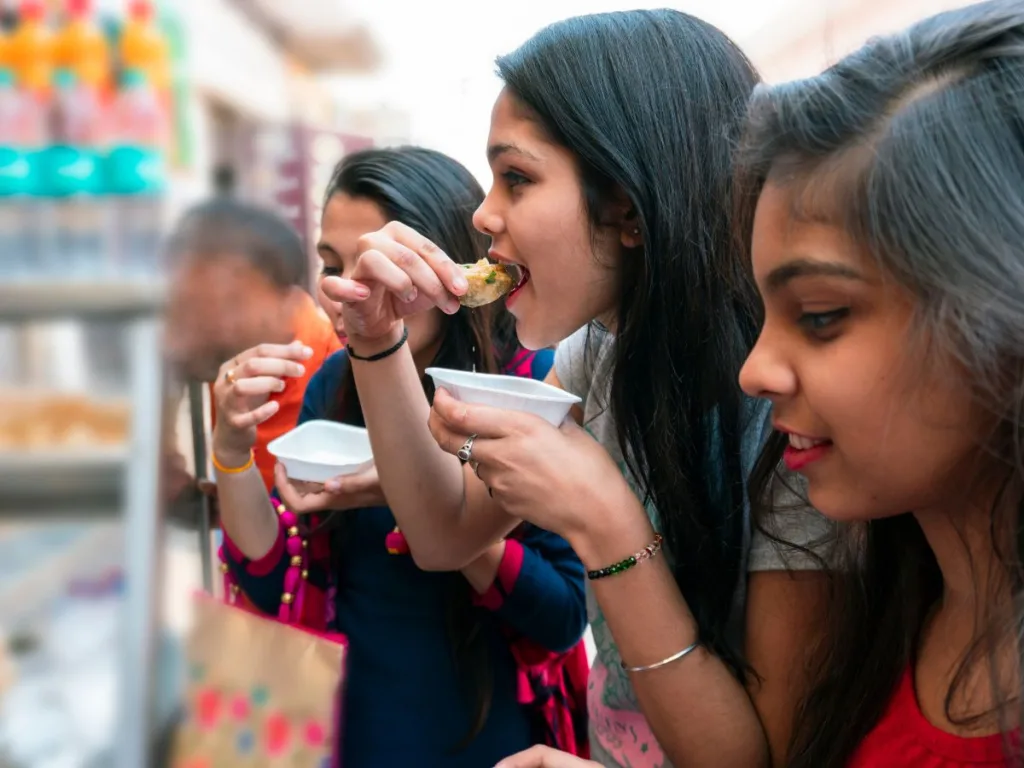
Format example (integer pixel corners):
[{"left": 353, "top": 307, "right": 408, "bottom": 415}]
[{"left": 456, "top": 434, "right": 477, "bottom": 463}]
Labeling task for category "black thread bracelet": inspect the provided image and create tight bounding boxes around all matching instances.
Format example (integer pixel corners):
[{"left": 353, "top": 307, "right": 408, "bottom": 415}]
[{"left": 346, "top": 326, "right": 409, "bottom": 362}]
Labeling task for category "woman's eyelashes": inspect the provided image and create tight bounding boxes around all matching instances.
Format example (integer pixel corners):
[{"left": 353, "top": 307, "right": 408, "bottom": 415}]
[
  {"left": 501, "top": 169, "right": 531, "bottom": 190},
  {"left": 797, "top": 307, "right": 850, "bottom": 339},
  {"left": 320, "top": 265, "right": 342, "bottom": 278}
]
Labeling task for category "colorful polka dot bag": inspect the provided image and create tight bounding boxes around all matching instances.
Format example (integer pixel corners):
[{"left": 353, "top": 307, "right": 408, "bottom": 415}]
[{"left": 171, "top": 595, "right": 347, "bottom": 768}]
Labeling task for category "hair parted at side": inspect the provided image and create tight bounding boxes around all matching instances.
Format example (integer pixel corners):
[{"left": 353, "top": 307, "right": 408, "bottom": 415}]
[
  {"left": 738, "top": 2, "right": 1024, "bottom": 764},
  {"left": 497, "top": 9, "right": 764, "bottom": 678},
  {"left": 319, "top": 145, "right": 520, "bottom": 751}
]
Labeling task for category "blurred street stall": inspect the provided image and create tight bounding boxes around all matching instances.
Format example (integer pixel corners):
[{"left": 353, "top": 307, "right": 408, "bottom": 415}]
[{"left": 0, "top": 1, "right": 377, "bottom": 766}]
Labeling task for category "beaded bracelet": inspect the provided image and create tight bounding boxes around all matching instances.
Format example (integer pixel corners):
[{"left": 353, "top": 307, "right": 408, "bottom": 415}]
[{"left": 587, "top": 533, "right": 664, "bottom": 581}]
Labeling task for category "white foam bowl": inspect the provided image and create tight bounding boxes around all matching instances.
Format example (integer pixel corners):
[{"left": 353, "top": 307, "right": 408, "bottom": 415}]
[
  {"left": 425, "top": 367, "right": 582, "bottom": 427},
  {"left": 267, "top": 420, "right": 374, "bottom": 483}
]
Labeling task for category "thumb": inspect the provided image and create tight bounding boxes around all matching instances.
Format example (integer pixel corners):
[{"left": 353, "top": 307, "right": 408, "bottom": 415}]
[{"left": 325, "top": 464, "right": 376, "bottom": 494}]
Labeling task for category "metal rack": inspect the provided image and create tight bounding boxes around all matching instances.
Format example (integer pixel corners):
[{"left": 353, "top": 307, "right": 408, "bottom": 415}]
[{"left": 0, "top": 279, "right": 167, "bottom": 768}]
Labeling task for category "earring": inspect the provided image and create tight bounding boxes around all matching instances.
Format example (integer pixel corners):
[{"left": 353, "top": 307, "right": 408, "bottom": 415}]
[{"left": 632, "top": 228, "right": 641, "bottom": 235}]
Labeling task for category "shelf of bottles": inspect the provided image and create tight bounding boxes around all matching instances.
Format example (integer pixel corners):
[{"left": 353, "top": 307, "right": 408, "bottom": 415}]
[
  {"left": 0, "top": 1, "right": 181, "bottom": 766},
  {"left": 0, "top": 0, "right": 174, "bottom": 310}
]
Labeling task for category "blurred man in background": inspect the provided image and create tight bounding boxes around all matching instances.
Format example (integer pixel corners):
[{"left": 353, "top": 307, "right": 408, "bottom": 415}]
[{"left": 163, "top": 200, "right": 340, "bottom": 496}]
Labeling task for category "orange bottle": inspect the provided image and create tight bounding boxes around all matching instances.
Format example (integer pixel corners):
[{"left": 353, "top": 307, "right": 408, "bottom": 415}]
[
  {"left": 0, "top": 24, "right": 9, "bottom": 71},
  {"left": 8, "top": 0, "right": 52, "bottom": 96},
  {"left": 53, "top": 0, "right": 110, "bottom": 95},
  {"left": 119, "top": 0, "right": 169, "bottom": 92}
]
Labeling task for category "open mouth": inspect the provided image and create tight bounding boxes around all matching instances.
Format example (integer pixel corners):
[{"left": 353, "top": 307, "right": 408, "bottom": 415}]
[{"left": 506, "top": 264, "right": 530, "bottom": 299}]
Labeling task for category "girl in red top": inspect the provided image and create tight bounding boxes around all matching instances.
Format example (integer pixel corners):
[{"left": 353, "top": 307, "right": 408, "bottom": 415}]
[{"left": 737, "top": 1, "right": 1024, "bottom": 766}]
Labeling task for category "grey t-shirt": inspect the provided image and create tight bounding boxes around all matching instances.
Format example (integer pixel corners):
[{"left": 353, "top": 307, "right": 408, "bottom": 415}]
[{"left": 555, "top": 324, "right": 833, "bottom": 768}]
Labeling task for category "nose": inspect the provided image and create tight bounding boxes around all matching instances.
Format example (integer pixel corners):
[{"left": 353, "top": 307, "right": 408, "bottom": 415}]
[
  {"left": 473, "top": 188, "right": 503, "bottom": 237},
  {"left": 739, "top": 326, "right": 798, "bottom": 402}
]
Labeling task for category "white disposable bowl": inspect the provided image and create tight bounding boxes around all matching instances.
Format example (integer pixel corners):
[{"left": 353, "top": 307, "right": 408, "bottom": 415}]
[
  {"left": 267, "top": 420, "right": 374, "bottom": 483},
  {"left": 425, "top": 367, "right": 582, "bottom": 427}
]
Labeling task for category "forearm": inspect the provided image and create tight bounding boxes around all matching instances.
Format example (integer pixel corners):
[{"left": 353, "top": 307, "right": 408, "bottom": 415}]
[
  {"left": 214, "top": 449, "right": 279, "bottom": 561},
  {"left": 470, "top": 533, "right": 588, "bottom": 652},
  {"left": 574, "top": 507, "right": 768, "bottom": 768},
  {"left": 349, "top": 328, "right": 516, "bottom": 568}
]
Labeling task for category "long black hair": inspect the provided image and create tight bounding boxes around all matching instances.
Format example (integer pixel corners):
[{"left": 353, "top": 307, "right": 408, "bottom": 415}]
[
  {"left": 319, "top": 146, "right": 518, "bottom": 749},
  {"left": 738, "top": 1, "right": 1024, "bottom": 764},
  {"left": 497, "top": 10, "right": 763, "bottom": 677}
]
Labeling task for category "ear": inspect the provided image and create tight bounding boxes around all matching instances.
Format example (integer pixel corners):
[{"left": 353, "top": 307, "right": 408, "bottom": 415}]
[{"left": 606, "top": 189, "right": 643, "bottom": 249}]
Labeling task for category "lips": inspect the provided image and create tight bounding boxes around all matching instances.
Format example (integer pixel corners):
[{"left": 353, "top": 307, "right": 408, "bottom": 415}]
[
  {"left": 779, "top": 429, "right": 833, "bottom": 472},
  {"left": 507, "top": 266, "right": 530, "bottom": 299}
]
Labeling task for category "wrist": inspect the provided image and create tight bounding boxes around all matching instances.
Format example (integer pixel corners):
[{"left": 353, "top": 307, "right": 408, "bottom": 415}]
[
  {"left": 347, "top": 323, "right": 406, "bottom": 360},
  {"left": 568, "top": 493, "right": 656, "bottom": 572},
  {"left": 211, "top": 439, "right": 252, "bottom": 471}
]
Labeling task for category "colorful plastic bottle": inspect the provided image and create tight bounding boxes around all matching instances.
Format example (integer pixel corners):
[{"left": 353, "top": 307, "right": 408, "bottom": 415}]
[
  {"left": 53, "top": 0, "right": 110, "bottom": 95},
  {"left": 119, "top": 0, "right": 169, "bottom": 92},
  {"left": 109, "top": 68, "right": 166, "bottom": 277},
  {"left": 0, "top": 66, "right": 46, "bottom": 279},
  {"left": 0, "top": 23, "right": 10, "bottom": 72},
  {"left": 47, "top": 68, "right": 107, "bottom": 278},
  {"left": 7, "top": 0, "right": 52, "bottom": 97}
]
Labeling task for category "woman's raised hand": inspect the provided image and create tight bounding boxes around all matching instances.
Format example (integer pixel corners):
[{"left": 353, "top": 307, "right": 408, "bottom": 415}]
[
  {"left": 211, "top": 342, "right": 312, "bottom": 465},
  {"left": 319, "top": 221, "right": 469, "bottom": 348}
]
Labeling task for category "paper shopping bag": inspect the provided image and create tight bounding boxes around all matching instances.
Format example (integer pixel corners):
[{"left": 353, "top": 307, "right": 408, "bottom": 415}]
[{"left": 171, "top": 595, "right": 346, "bottom": 768}]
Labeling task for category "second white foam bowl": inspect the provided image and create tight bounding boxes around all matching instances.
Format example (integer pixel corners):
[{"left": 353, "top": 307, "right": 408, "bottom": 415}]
[
  {"left": 267, "top": 420, "right": 374, "bottom": 484},
  {"left": 425, "top": 367, "right": 582, "bottom": 427}
]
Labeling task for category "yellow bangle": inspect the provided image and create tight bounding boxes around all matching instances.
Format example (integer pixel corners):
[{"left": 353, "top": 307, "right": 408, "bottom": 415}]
[{"left": 212, "top": 450, "right": 254, "bottom": 474}]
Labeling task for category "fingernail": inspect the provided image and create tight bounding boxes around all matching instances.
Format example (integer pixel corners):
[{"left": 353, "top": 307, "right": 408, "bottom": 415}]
[
  {"left": 324, "top": 480, "right": 339, "bottom": 492},
  {"left": 302, "top": 345, "right": 313, "bottom": 358},
  {"left": 293, "top": 364, "right": 306, "bottom": 376},
  {"left": 355, "top": 285, "right": 370, "bottom": 298},
  {"left": 404, "top": 287, "right": 418, "bottom": 303},
  {"left": 453, "top": 272, "right": 469, "bottom": 292}
]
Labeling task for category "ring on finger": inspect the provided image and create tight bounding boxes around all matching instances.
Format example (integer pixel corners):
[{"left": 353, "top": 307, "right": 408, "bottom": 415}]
[
  {"left": 224, "top": 368, "right": 237, "bottom": 385},
  {"left": 470, "top": 460, "right": 481, "bottom": 478},
  {"left": 456, "top": 434, "right": 477, "bottom": 463}
]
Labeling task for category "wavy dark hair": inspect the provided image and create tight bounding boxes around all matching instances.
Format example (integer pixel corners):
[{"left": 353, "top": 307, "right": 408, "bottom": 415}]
[
  {"left": 318, "top": 146, "right": 518, "bottom": 750},
  {"left": 497, "top": 10, "right": 763, "bottom": 676},
  {"left": 738, "top": 1, "right": 1024, "bottom": 764}
]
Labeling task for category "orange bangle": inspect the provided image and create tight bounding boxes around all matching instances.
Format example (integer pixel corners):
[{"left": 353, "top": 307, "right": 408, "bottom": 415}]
[{"left": 212, "top": 450, "right": 254, "bottom": 474}]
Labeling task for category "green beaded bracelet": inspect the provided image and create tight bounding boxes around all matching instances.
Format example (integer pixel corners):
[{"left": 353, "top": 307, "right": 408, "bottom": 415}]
[{"left": 587, "top": 533, "right": 664, "bottom": 581}]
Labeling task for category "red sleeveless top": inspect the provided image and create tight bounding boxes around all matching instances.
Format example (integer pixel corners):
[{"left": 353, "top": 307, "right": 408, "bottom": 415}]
[{"left": 848, "top": 666, "right": 1015, "bottom": 767}]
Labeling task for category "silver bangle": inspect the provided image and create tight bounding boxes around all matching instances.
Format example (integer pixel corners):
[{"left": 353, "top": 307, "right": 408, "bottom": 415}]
[{"left": 622, "top": 640, "right": 700, "bottom": 673}]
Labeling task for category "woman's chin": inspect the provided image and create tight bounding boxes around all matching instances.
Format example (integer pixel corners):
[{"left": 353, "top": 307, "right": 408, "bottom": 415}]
[{"left": 511, "top": 315, "right": 551, "bottom": 352}]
